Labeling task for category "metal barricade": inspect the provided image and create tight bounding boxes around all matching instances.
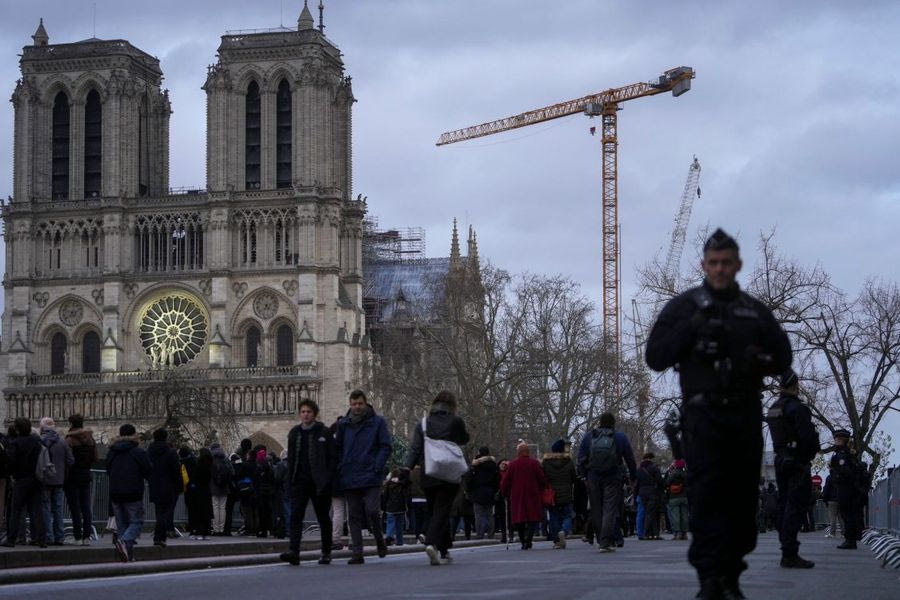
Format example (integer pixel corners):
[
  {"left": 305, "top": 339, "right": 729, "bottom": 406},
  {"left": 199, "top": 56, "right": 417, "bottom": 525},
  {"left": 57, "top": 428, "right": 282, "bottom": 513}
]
[{"left": 868, "top": 468, "right": 900, "bottom": 536}]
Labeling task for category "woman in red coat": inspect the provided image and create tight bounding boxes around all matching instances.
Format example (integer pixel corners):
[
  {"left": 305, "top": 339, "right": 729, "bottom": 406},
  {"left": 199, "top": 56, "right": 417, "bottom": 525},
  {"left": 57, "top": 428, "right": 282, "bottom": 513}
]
[{"left": 500, "top": 441, "right": 548, "bottom": 549}]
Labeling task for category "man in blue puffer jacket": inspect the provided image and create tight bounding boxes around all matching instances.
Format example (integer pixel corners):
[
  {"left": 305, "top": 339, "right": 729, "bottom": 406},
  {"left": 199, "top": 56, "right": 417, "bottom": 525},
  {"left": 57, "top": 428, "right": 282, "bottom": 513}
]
[{"left": 334, "top": 390, "right": 392, "bottom": 564}]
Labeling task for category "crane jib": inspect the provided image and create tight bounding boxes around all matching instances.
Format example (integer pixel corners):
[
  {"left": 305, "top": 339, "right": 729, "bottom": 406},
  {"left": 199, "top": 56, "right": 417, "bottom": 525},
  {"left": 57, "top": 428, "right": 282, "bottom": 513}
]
[{"left": 436, "top": 67, "right": 694, "bottom": 146}]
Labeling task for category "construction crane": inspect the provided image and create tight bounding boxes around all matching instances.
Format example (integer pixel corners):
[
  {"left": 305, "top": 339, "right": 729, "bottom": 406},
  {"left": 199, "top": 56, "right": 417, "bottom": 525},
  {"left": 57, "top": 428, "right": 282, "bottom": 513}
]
[
  {"left": 437, "top": 66, "right": 695, "bottom": 404},
  {"left": 661, "top": 157, "right": 702, "bottom": 296}
]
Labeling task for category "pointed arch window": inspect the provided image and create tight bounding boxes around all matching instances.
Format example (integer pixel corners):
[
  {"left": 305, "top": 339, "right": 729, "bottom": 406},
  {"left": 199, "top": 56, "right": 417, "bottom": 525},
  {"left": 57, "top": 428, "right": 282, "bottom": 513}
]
[
  {"left": 84, "top": 89, "right": 102, "bottom": 198},
  {"left": 245, "top": 81, "right": 261, "bottom": 190},
  {"left": 276, "top": 79, "right": 292, "bottom": 189},
  {"left": 50, "top": 332, "right": 67, "bottom": 375},
  {"left": 82, "top": 331, "right": 101, "bottom": 373},
  {"left": 276, "top": 324, "right": 294, "bottom": 366},
  {"left": 246, "top": 325, "right": 261, "bottom": 367},
  {"left": 52, "top": 92, "right": 70, "bottom": 199}
]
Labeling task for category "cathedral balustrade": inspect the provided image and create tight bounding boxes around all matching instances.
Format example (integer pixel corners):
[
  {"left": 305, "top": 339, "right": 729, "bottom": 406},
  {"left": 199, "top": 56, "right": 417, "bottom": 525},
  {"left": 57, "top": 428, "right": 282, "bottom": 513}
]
[{"left": 7, "top": 363, "right": 318, "bottom": 388}]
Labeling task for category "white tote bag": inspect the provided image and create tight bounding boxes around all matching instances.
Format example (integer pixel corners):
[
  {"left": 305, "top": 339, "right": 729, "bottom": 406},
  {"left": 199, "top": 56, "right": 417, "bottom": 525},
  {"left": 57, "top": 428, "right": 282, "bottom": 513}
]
[{"left": 422, "top": 417, "right": 468, "bottom": 483}]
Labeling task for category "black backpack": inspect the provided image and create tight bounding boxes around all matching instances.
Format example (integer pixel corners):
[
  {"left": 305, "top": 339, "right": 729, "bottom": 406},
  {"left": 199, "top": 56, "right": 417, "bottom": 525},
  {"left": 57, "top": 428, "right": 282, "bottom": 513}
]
[
  {"left": 72, "top": 443, "right": 95, "bottom": 470},
  {"left": 589, "top": 428, "right": 618, "bottom": 473},
  {"left": 213, "top": 458, "right": 232, "bottom": 488}
]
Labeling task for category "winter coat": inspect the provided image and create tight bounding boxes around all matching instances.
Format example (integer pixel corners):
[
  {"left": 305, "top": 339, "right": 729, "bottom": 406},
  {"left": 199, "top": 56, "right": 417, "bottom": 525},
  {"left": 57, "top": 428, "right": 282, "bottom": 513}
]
[
  {"left": 148, "top": 440, "right": 182, "bottom": 504},
  {"left": 403, "top": 404, "right": 470, "bottom": 488},
  {"left": 636, "top": 460, "right": 663, "bottom": 500},
  {"left": 664, "top": 467, "right": 687, "bottom": 499},
  {"left": 193, "top": 455, "right": 214, "bottom": 500},
  {"left": 254, "top": 456, "right": 275, "bottom": 497},
  {"left": 286, "top": 421, "right": 336, "bottom": 495},
  {"left": 210, "top": 446, "right": 234, "bottom": 497},
  {"left": 541, "top": 453, "right": 577, "bottom": 506},
  {"left": 106, "top": 435, "right": 152, "bottom": 503},
  {"left": 577, "top": 428, "right": 638, "bottom": 483},
  {"left": 40, "top": 428, "right": 74, "bottom": 487},
  {"left": 452, "top": 485, "right": 475, "bottom": 517},
  {"left": 382, "top": 476, "right": 410, "bottom": 513},
  {"left": 500, "top": 448, "right": 548, "bottom": 525},
  {"left": 7, "top": 432, "right": 42, "bottom": 480},
  {"left": 65, "top": 427, "right": 98, "bottom": 485},
  {"left": 409, "top": 465, "right": 426, "bottom": 500},
  {"left": 335, "top": 405, "right": 393, "bottom": 491},
  {"left": 466, "top": 455, "right": 500, "bottom": 506}
]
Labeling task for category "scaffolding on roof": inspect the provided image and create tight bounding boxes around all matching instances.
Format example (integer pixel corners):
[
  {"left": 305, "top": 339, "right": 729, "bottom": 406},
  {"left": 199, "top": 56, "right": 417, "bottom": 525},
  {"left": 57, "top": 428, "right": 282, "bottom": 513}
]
[{"left": 362, "top": 217, "right": 426, "bottom": 265}]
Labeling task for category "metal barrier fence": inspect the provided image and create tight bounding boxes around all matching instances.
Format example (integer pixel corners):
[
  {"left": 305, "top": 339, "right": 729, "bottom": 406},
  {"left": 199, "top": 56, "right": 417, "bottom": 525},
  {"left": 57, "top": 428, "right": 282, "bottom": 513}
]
[{"left": 868, "top": 468, "right": 900, "bottom": 536}]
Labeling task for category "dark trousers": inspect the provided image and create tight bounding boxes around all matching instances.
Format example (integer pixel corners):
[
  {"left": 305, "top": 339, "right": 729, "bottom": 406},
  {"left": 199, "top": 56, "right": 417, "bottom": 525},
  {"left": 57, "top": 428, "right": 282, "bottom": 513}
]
[
  {"left": 588, "top": 476, "right": 622, "bottom": 547},
  {"left": 642, "top": 494, "right": 661, "bottom": 538},
  {"left": 837, "top": 486, "right": 860, "bottom": 543},
  {"left": 154, "top": 500, "right": 173, "bottom": 543},
  {"left": 409, "top": 501, "right": 427, "bottom": 537},
  {"left": 346, "top": 486, "right": 384, "bottom": 556},
  {"left": 224, "top": 492, "right": 237, "bottom": 534},
  {"left": 8, "top": 478, "right": 45, "bottom": 545},
  {"left": 424, "top": 483, "right": 458, "bottom": 554},
  {"left": 683, "top": 399, "right": 763, "bottom": 581},
  {"left": 288, "top": 481, "right": 333, "bottom": 554},
  {"left": 64, "top": 479, "right": 93, "bottom": 540},
  {"left": 775, "top": 461, "right": 811, "bottom": 558}
]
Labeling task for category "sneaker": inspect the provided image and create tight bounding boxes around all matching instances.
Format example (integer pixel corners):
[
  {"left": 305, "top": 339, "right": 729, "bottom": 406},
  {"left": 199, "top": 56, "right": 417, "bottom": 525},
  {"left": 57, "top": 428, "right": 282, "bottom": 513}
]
[
  {"left": 824, "top": 533, "right": 832, "bottom": 538},
  {"left": 781, "top": 556, "right": 815, "bottom": 569},
  {"left": 318, "top": 555, "right": 331, "bottom": 565},
  {"left": 153, "top": 540, "right": 167, "bottom": 548},
  {"left": 114, "top": 539, "right": 129, "bottom": 563},
  {"left": 597, "top": 545, "right": 615, "bottom": 553},
  {"left": 279, "top": 552, "right": 301, "bottom": 566},
  {"left": 81, "top": 537, "right": 91, "bottom": 547},
  {"left": 417, "top": 534, "right": 427, "bottom": 545},
  {"left": 425, "top": 545, "right": 440, "bottom": 566},
  {"left": 347, "top": 555, "right": 365, "bottom": 565},
  {"left": 557, "top": 530, "right": 567, "bottom": 549}
]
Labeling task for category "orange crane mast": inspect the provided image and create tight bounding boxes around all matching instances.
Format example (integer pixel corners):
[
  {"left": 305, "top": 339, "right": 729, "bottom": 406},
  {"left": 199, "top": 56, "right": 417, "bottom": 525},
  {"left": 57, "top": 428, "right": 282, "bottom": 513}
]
[{"left": 437, "top": 66, "right": 695, "bottom": 404}]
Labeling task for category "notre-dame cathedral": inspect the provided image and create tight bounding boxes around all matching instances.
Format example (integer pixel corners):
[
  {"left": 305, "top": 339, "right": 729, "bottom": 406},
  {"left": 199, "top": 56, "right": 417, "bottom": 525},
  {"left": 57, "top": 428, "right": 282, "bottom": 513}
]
[{"left": 0, "top": 4, "right": 369, "bottom": 450}]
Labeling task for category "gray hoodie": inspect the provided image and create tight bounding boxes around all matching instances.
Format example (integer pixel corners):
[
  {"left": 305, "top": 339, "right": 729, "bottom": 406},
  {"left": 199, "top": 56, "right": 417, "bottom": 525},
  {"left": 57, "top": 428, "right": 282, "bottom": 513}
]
[{"left": 41, "top": 428, "right": 74, "bottom": 487}]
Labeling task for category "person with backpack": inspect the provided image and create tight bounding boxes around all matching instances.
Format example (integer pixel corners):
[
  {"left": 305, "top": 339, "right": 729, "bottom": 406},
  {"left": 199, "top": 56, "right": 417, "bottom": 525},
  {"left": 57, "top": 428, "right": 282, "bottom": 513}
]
[
  {"left": 235, "top": 447, "right": 259, "bottom": 536},
  {"left": 402, "top": 390, "right": 470, "bottom": 566},
  {"left": 542, "top": 439, "right": 577, "bottom": 549},
  {"left": 577, "top": 411, "right": 637, "bottom": 553},
  {"left": 2, "top": 418, "right": 46, "bottom": 548},
  {"left": 666, "top": 459, "right": 688, "bottom": 540},
  {"left": 107, "top": 423, "right": 152, "bottom": 562},
  {"left": 636, "top": 452, "right": 664, "bottom": 540},
  {"left": 210, "top": 444, "right": 234, "bottom": 535},
  {"left": 38, "top": 417, "right": 74, "bottom": 546},
  {"left": 148, "top": 428, "right": 181, "bottom": 547},
  {"left": 179, "top": 447, "right": 199, "bottom": 537},
  {"left": 64, "top": 414, "right": 97, "bottom": 545}
]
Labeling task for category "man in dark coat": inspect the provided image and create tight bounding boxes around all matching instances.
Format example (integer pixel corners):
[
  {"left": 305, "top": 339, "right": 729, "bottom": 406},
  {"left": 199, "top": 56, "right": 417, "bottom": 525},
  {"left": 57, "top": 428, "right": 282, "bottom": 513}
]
[
  {"left": 766, "top": 369, "right": 820, "bottom": 568},
  {"left": 577, "top": 411, "right": 637, "bottom": 553},
  {"left": 646, "top": 228, "right": 791, "bottom": 600},
  {"left": 2, "top": 418, "right": 46, "bottom": 547},
  {"left": 38, "top": 417, "right": 73, "bottom": 546},
  {"left": 106, "top": 423, "right": 152, "bottom": 561},
  {"left": 636, "top": 452, "right": 664, "bottom": 540},
  {"left": 542, "top": 439, "right": 577, "bottom": 549},
  {"left": 64, "top": 414, "right": 98, "bottom": 545},
  {"left": 334, "top": 389, "right": 392, "bottom": 564},
  {"left": 403, "top": 390, "right": 470, "bottom": 565},
  {"left": 148, "top": 428, "right": 181, "bottom": 547},
  {"left": 467, "top": 446, "right": 500, "bottom": 540},
  {"left": 829, "top": 429, "right": 861, "bottom": 549},
  {"left": 279, "top": 399, "right": 336, "bottom": 566}
]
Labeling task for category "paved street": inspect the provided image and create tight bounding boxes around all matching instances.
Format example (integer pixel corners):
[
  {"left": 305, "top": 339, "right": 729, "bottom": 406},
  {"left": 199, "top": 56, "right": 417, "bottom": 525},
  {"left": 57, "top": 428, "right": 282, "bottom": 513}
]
[{"left": 1, "top": 532, "right": 895, "bottom": 599}]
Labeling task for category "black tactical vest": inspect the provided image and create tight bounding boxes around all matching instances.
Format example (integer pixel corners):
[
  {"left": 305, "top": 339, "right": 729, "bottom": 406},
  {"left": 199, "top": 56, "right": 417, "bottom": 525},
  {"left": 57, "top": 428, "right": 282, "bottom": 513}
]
[{"left": 765, "top": 396, "right": 796, "bottom": 453}]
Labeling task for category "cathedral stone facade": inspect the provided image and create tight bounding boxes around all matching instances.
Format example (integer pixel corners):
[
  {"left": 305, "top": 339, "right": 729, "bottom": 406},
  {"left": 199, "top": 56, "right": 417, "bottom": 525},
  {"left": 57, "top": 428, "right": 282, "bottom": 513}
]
[{"left": 1, "top": 5, "right": 368, "bottom": 450}]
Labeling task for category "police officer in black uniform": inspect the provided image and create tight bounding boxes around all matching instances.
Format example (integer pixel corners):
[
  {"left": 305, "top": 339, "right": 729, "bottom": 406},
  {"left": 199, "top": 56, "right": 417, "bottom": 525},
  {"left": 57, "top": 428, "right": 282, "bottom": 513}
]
[
  {"left": 828, "top": 429, "right": 860, "bottom": 549},
  {"left": 646, "top": 229, "right": 791, "bottom": 600},
  {"left": 766, "top": 368, "right": 819, "bottom": 568}
]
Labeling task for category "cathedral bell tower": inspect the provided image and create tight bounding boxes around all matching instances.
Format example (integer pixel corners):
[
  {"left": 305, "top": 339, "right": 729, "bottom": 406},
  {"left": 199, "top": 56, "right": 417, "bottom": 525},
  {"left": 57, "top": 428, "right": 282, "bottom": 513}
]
[{"left": 11, "top": 19, "right": 170, "bottom": 203}]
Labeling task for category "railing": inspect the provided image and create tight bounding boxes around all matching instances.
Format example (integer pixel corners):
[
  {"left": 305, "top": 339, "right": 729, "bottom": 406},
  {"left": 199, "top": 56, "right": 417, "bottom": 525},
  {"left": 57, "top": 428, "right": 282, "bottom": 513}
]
[
  {"left": 8, "top": 364, "right": 319, "bottom": 388},
  {"left": 869, "top": 468, "right": 900, "bottom": 535}
]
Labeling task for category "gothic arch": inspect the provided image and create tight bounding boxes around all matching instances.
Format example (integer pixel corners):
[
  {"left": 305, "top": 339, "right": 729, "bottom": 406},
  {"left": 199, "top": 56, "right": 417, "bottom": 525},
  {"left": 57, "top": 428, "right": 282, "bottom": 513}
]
[
  {"left": 71, "top": 322, "right": 102, "bottom": 344},
  {"left": 229, "top": 286, "right": 294, "bottom": 334},
  {"left": 72, "top": 73, "right": 108, "bottom": 103},
  {"left": 32, "top": 294, "right": 103, "bottom": 345},
  {"left": 233, "top": 66, "right": 266, "bottom": 94},
  {"left": 267, "top": 315, "right": 297, "bottom": 338},
  {"left": 263, "top": 63, "right": 300, "bottom": 92},
  {"left": 121, "top": 281, "right": 212, "bottom": 330},
  {"left": 39, "top": 75, "right": 75, "bottom": 106}
]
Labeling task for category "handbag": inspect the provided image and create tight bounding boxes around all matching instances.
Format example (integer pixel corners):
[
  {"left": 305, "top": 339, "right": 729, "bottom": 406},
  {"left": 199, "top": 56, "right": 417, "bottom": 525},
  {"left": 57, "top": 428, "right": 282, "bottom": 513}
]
[
  {"left": 541, "top": 486, "right": 556, "bottom": 507},
  {"left": 422, "top": 417, "right": 468, "bottom": 483}
]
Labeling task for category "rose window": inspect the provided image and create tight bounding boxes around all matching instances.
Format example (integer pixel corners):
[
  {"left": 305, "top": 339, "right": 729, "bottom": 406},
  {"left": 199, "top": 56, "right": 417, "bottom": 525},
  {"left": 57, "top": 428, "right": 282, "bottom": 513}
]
[{"left": 139, "top": 294, "right": 208, "bottom": 368}]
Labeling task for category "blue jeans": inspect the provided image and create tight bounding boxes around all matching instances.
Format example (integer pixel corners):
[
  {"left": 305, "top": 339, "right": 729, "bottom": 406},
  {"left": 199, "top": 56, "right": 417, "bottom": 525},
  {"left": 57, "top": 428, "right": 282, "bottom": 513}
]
[
  {"left": 636, "top": 496, "right": 645, "bottom": 538},
  {"left": 386, "top": 513, "right": 405, "bottom": 545},
  {"left": 65, "top": 479, "right": 93, "bottom": 540},
  {"left": 113, "top": 500, "right": 145, "bottom": 554},
  {"left": 42, "top": 486, "right": 65, "bottom": 543},
  {"left": 548, "top": 502, "right": 573, "bottom": 540}
]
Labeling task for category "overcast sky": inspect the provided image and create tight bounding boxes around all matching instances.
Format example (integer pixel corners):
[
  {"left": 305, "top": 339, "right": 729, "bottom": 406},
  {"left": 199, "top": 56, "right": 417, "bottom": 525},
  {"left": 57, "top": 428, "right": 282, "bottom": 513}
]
[{"left": 1, "top": 1, "right": 899, "bottom": 463}]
